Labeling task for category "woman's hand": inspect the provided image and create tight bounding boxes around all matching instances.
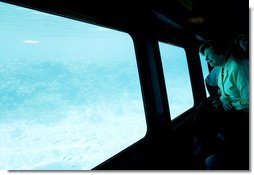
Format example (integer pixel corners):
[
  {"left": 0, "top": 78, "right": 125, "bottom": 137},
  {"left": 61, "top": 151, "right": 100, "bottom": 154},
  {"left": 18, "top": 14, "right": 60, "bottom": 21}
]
[
  {"left": 222, "top": 101, "right": 233, "bottom": 111},
  {"left": 211, "top": 98, "right": 222, "bottom": 110}
]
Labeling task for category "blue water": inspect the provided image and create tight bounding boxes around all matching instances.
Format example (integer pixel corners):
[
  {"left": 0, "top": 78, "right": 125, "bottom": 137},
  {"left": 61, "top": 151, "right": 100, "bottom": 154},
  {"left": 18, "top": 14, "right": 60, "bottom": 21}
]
[{"left": 0, "top": 2, "right": 146, "bottom": 170}]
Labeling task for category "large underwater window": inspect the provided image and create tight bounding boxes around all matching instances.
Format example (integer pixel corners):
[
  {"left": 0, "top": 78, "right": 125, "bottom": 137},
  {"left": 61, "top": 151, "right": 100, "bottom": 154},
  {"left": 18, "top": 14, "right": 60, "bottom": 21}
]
[
  {"left": 158, "top": 42, "right": 193, "bottom": 120},
  {"left": 0, "top": 2, "right": 146, "bottom": 170}
]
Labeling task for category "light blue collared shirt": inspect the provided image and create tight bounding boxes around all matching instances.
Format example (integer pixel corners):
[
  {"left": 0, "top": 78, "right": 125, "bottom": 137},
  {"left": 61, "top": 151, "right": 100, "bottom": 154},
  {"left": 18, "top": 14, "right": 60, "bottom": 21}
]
[{"left": 218, "top": 57, "right": 249, "bottom": 113}]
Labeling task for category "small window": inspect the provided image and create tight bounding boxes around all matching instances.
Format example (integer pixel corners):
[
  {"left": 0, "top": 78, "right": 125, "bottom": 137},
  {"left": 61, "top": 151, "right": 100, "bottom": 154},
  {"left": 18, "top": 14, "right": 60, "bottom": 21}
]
[
  {"left": 199, "top": 53, "right": 210, "bottom": 97},
  {"left": 158, "top": 42, "right": 193, "bottom": 119},
  {"left": 0, "top": 2, "right": 146, "bottom": 170}
]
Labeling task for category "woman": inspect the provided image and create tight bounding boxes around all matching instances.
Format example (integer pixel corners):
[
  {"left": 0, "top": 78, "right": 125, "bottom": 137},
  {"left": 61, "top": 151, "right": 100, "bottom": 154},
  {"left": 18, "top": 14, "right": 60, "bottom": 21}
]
[
  {"left": 194, "top": 39, "right": 249, "bottom": 169},
  {"left": 200, "top": 40, "right": 249, "bottom": 113},
  {"left": 231, "top": 34, "right": 249, "bottom": 60}
]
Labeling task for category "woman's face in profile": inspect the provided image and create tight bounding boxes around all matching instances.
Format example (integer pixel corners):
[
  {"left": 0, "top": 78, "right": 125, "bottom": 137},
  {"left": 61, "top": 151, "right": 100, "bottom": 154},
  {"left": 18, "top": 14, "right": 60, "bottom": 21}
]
[
  {"left": 204, "top": 47, "right": 225, "bottom": 67},
  {"left": 238, "top": 37, "right": 248, "bottom": 52}
]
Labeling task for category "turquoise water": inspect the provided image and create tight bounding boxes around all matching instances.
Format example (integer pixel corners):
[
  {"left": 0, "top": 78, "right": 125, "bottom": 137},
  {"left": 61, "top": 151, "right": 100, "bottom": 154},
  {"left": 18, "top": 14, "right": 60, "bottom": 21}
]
[{"left": 0, "top": 2, "right": 146, "bottom": 170}]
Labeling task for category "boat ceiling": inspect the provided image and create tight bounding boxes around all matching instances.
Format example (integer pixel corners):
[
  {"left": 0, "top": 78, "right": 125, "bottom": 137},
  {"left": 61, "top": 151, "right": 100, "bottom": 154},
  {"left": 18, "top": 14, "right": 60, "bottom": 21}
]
[{"left": 0, "top": 0, "right": 249, "bottom": 41}]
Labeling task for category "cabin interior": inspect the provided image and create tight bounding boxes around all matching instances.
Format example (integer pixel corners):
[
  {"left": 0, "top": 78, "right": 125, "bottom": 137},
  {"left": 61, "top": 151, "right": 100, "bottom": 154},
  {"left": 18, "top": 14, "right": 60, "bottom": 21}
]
[{"left": 1, "top": 0, "right": 249, "bottom": 170}]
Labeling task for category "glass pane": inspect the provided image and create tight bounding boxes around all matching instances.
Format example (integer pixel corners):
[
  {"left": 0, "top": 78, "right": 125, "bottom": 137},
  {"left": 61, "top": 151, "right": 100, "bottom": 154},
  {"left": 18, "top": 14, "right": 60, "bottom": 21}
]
[
  {"left": 159, "top": 42, "right": 193, "bottom": 119},
  {"left": 199, "top": 53, "right": 210, "bottom": 97},
  {"left": 0, "top": 2, "right": 146, "bottom": 170}
]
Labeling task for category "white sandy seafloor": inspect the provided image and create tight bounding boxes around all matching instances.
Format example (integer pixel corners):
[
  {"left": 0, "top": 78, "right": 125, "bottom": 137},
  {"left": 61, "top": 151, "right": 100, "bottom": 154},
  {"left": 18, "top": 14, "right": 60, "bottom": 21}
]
[
  {"left": 0, "top": 58, "right": 147, "bottom": 170},
  {"left": 0, "top": 102, "right": 146, "bottom": 170},
  {"left": 0, "top": 54, "right": 147, "bottom": 170}
]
